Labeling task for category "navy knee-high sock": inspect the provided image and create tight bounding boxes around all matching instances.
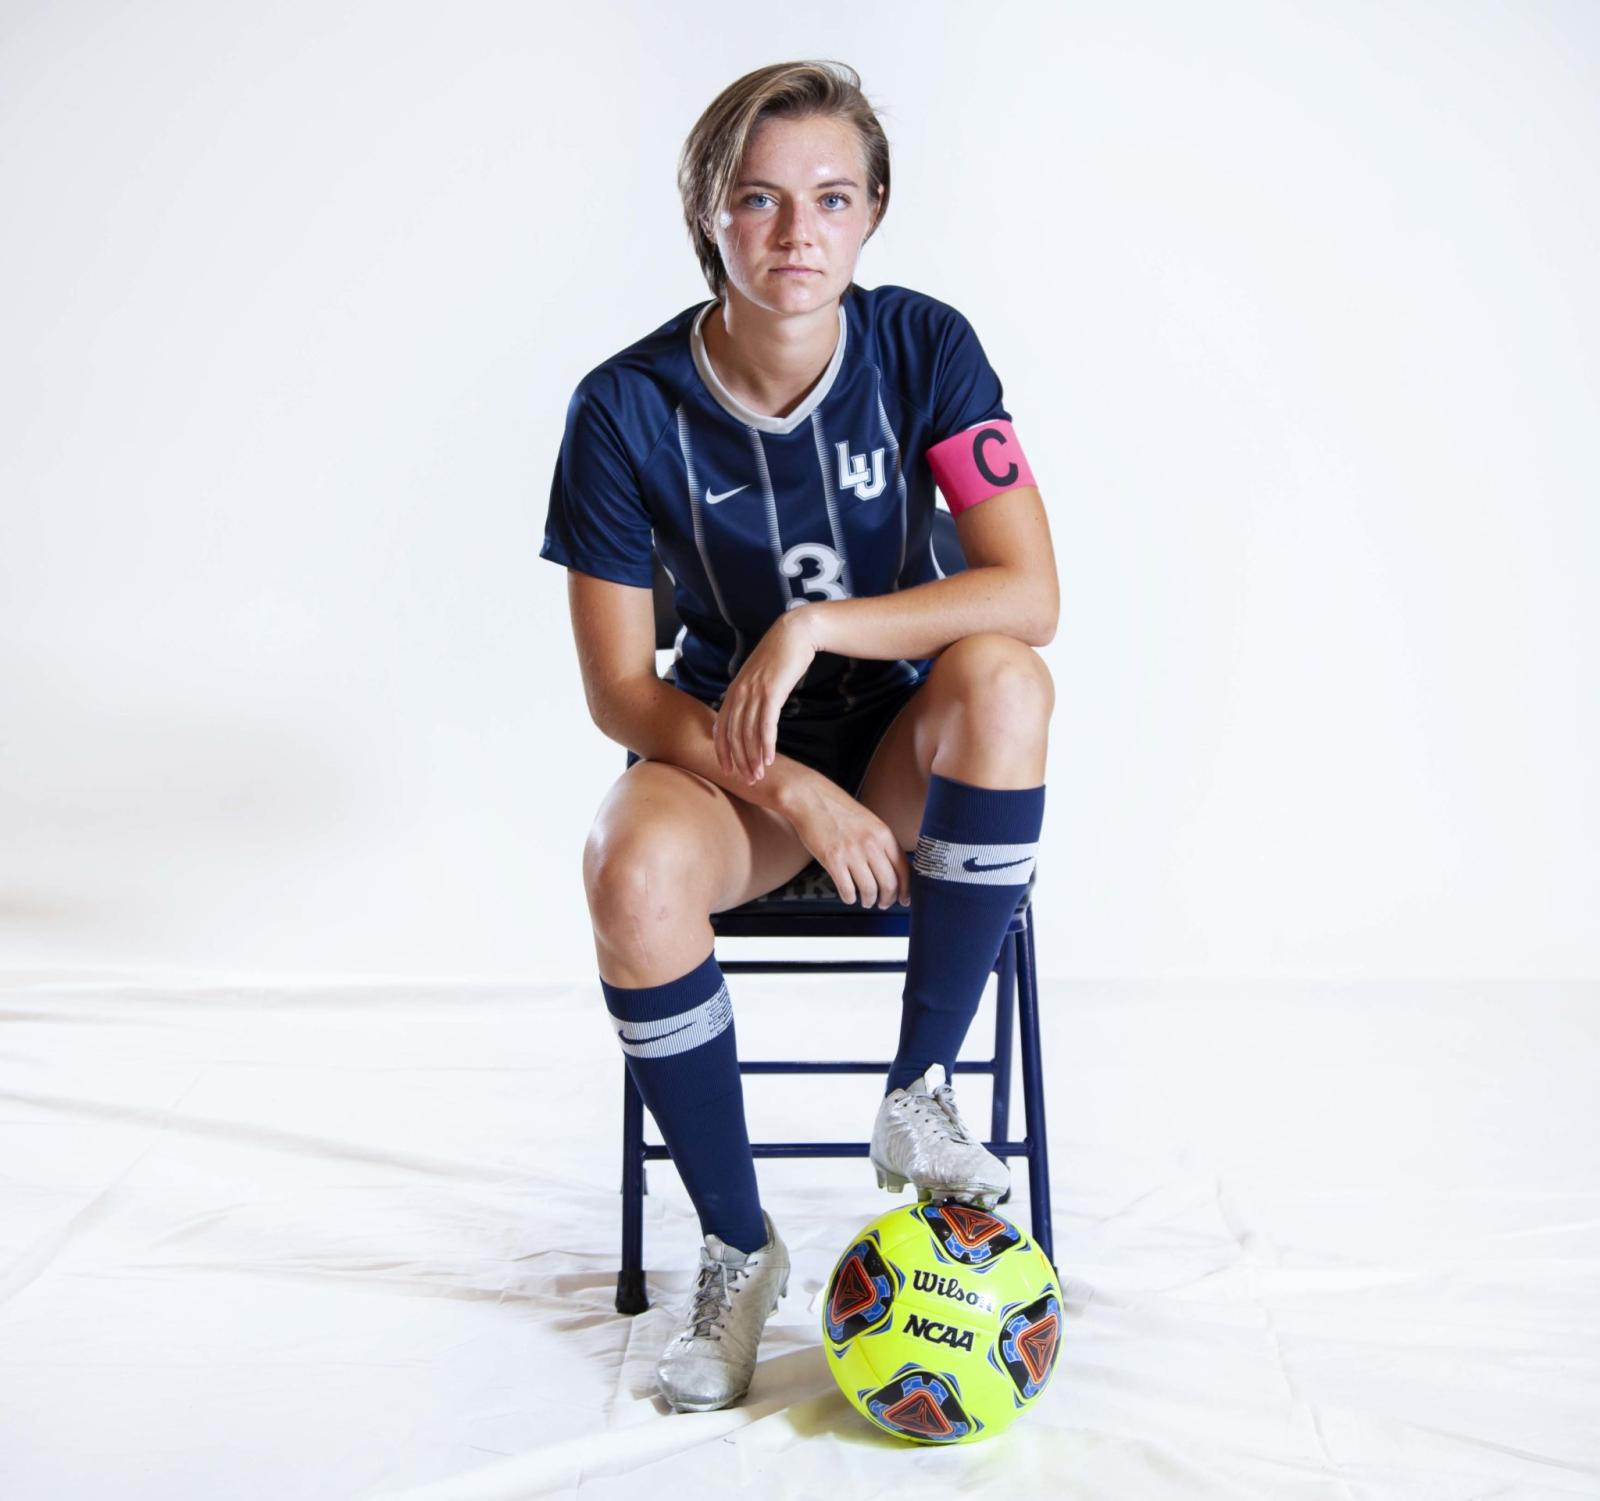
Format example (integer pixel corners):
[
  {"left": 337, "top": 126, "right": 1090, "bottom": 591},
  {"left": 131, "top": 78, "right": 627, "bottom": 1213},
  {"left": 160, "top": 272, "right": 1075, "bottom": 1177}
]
[
  {"left": 886, "top": 773, "right": 1046, "bottom": 1095},
  {"left": 600, "top": 949, "right": 768, "bottom": 1255}
]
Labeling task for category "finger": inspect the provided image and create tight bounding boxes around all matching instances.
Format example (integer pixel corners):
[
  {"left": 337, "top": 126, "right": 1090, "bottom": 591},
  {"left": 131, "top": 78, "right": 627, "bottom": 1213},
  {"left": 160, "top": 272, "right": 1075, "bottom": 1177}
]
[
  {"left": 867, "top": 849, "right": 899, "bottom": 910},
  {"left": 731, "top": 695, "right": 754, "bottom": 782},
  {"left": 721, "top": 696, "right": 744, "bottom": 781},
  {"left": 712, "top": 712, "right": 730, "bottom": 776},
  {"left": 895, "top": 847, "right": 914, "bottom": 906},
  {"left": 762, "top": 701, "right": 781, "bottom": 769},
  {"left": 831, "top": 860, "right": 856, "bottom": 906},
  {"left": 752, "top": 697, "right": 771, "bottom": 777},
  {"left": 852, "top": 858, "right": 878, "bottom": 910},
  {"left": 744, "top": 696, "right": 766, "bottom": 781},
  {"left": 739, "top": 695, "right": 761, "bottom": 782}
]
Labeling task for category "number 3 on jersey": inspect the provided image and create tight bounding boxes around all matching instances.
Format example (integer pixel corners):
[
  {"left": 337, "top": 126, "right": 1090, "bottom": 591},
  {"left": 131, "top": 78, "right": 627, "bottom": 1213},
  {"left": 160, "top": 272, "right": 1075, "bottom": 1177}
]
[{"left": 782, "top": 542, "right": 849, "bottom": 607}]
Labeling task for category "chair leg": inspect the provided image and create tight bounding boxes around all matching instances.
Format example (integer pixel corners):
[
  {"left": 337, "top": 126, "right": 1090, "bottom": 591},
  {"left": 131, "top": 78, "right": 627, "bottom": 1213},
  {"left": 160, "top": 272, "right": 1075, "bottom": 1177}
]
[
  {"left": 616, "top": 1063, "right": 649, "bottom": 1315},
  {"left": 1016, "top": 903, "right": 1054, "bottom": 1272},
  {"left": 991, "top": 931, "right": 1017, "bottom": 1205}
]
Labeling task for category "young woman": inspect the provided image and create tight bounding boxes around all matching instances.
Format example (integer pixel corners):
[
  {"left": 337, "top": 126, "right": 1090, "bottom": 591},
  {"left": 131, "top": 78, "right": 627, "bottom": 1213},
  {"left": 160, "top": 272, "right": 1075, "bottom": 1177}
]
[{"left": 541, "top": 60, "right": 1058, "bottom": 1414}]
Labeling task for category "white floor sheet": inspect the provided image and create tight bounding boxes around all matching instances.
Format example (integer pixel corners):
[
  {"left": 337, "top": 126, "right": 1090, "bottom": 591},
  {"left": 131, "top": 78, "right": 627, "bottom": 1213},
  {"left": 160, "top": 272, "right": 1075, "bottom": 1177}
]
[{"left": 2, "top": 970, "right": 1597, "bottom": 1499}]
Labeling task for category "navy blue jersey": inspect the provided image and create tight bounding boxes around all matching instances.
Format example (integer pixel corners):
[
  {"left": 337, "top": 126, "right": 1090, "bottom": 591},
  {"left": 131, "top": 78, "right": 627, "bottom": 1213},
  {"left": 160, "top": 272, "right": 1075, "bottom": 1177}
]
[{"left": 540, "top": 281, "right": 1013, "bottom": 719}]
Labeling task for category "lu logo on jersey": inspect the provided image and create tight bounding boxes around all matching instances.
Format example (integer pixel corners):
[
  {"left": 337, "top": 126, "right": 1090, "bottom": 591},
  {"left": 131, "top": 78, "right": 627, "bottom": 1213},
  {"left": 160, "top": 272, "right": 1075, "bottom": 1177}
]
[{"left": 835, "top": 439, "right": 887, "bottom": 501}]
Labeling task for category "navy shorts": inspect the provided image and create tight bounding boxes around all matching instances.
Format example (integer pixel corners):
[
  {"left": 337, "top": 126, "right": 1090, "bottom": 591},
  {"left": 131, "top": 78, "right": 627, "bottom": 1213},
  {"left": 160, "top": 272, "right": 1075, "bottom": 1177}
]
[{"left": 626, "top": 674, "right": 926, "bottom": 799}]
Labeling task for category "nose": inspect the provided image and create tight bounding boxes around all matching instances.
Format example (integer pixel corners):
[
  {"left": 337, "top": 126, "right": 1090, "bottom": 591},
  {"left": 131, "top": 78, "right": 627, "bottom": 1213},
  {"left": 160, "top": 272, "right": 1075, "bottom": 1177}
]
[{"left": 776, "top": 199, "right": 816, "bottom": 247}]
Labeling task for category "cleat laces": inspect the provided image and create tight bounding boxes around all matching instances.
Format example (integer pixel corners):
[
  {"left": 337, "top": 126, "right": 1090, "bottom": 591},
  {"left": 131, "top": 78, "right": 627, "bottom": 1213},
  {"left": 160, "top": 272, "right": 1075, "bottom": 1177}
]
[
  {"left": 898, "top": 1082, "right": 977, "bottom": 1147},
  {"left": 931, "top": 1083, "right": 978, "bottom": 1144},
  {"left": 686, "top": 1259, "right": 748, "bottom": 1342}
]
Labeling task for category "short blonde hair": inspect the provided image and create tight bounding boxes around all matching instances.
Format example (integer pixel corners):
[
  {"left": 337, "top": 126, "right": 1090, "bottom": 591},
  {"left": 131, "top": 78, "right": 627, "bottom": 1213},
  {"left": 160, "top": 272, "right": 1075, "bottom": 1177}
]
[{"left": 678, "top": 60, "right": 891, "bottom": 301}]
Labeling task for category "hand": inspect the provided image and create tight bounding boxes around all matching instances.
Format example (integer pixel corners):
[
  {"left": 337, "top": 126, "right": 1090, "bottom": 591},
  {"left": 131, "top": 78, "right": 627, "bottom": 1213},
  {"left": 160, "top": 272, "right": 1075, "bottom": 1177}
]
[
  {"left": 780, "top": 775, "right": 912, "bottom": 910},
  {"left": 712, "top": 607, "right": 819, "bottom": 785}
]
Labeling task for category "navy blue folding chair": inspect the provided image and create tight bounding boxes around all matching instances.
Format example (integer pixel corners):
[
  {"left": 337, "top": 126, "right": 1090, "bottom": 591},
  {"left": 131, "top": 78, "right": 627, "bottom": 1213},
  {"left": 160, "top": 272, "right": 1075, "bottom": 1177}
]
[{"left": 614, "top": 509, "right": 1052, "bottom": 1314}]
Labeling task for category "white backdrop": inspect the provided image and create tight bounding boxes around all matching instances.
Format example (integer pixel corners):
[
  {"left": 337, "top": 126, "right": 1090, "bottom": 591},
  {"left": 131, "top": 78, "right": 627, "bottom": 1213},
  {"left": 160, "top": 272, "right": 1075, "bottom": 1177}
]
[
  {"left": 5, "top": 9, "right": 1600, "bottom": 1497},
  {"left": 2, "top": 0, "right": 1596, "bottom": 985}
]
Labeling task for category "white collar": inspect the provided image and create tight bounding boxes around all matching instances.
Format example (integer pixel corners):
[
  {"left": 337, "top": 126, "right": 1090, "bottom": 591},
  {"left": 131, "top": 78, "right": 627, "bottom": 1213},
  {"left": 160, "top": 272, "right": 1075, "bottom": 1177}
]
[{"left": 689, "top": 299, "right": 848, "bottom": 435}]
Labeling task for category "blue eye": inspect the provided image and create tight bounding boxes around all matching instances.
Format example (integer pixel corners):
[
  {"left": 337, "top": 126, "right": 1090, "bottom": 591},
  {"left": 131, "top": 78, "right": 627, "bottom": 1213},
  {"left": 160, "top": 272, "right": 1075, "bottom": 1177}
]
[{"left": 740, "top": 192, "right": 852, "bottom": 210}]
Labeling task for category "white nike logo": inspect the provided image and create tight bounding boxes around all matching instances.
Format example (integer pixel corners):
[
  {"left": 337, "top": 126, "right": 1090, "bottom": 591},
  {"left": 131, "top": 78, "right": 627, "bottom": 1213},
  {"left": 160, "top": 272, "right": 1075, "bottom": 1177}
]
[{"left": 705, "top": 484, "right": 749, "bottom": 505}]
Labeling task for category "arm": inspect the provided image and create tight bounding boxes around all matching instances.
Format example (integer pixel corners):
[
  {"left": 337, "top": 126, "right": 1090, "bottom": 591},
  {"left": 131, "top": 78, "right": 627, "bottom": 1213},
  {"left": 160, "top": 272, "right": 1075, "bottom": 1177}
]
[
  {"left": 794, "top": 483, "right": 1059, "bottom": 661},
  {"left": 567, "top": 568, "right": 832, "bottom": 816}
]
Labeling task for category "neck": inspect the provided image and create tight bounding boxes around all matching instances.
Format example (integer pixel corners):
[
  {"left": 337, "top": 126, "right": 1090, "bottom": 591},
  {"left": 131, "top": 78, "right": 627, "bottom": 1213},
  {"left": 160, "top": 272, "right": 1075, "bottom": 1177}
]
[{"left": 702, "top": 289, "right": 843, "bottom": 418}]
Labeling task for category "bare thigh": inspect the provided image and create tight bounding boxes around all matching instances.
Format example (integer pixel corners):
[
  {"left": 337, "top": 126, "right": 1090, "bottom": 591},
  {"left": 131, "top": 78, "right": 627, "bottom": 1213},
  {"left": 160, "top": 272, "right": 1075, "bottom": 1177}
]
[{"left": 582, "top": 759, "right": 818, "bottom": 987}]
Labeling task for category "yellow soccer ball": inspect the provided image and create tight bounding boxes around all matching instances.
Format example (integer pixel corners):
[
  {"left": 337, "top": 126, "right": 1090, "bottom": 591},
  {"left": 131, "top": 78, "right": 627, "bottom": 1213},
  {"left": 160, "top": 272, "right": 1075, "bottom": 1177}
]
[{"left": 821, "top": 1200, "right": 1062, "bottom": 1444}]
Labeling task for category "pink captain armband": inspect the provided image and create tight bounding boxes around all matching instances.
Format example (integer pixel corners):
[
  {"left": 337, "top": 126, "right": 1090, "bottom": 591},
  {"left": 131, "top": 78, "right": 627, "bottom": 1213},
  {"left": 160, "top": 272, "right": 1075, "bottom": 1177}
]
[{"left": 924, "top": 418, "right": 1037, "bottom": 516}]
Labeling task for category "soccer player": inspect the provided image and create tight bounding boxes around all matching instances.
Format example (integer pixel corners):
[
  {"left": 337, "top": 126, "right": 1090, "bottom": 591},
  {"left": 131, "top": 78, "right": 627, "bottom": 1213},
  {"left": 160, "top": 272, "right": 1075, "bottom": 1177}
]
[{"left": 541, "top": 60, "right": 1058, "bottom": 1413}]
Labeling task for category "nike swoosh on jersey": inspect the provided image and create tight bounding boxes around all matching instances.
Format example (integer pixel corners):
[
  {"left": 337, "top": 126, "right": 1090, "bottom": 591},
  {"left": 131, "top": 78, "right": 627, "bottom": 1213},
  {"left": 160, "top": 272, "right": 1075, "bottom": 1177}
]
[
  {"left": 705, "top": 484, "right": 749, "bottom": 505},
  {"left": 962, "top": 856, "right": 1030, "bottom": 873}
]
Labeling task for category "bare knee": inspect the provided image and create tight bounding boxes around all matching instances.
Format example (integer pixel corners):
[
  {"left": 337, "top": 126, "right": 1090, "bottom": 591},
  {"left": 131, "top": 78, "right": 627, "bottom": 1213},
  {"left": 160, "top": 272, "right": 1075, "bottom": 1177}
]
[
  {"left": 931, "top": 633, "right": 1055, "bottom": 727},
  {"left": 583, "top": 819, "right": 709, "bottom": 954}
]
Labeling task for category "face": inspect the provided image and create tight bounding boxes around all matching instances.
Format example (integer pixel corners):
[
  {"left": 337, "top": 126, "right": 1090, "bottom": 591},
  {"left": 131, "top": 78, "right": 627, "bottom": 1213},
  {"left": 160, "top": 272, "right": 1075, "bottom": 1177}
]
[{"left": 705, "top": 113, "right": 881, "bottom": 315}]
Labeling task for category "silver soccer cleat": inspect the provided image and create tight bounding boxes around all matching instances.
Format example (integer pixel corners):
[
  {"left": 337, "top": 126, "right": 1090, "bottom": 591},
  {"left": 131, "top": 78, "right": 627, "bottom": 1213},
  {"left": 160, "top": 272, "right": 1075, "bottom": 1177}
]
[
  {"left": 655, "top": 1209, "right": 790, "bottom": 1413},
  {"left": 869, "top": 1062, "right": 1010, "bottom": 1208}
]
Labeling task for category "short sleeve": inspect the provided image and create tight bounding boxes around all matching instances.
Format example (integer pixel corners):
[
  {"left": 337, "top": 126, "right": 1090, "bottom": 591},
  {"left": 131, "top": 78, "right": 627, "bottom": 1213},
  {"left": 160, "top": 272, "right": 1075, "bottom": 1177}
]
[
  {"left": 540, "top": 381, "right": 656, "bottom": 588},
  {"left": 928, "top": 306, "right": 1011, "bottom": 448}
]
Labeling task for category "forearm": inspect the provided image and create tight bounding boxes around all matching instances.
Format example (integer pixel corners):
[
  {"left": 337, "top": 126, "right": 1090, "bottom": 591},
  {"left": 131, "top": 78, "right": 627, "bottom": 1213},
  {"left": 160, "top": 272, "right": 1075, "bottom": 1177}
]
[
  {"left": 589, "top": 673, "right": 827, "bottom": 815},
  {"left": 800, "top": 565, "right": 1055, "bottom": 661}
]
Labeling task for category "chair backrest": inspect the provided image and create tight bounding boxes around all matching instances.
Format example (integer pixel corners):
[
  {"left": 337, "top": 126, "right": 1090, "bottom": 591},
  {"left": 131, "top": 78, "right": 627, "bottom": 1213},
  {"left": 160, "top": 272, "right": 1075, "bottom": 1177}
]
[{"left": 649, "top": 507, "right": 969, "bottom": 650}]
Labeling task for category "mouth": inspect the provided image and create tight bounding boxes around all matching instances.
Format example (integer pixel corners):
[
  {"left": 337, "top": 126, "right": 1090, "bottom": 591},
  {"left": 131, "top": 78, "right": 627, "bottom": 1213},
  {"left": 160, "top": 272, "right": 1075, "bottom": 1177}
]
[{"left": 773, "top": 266, "right": 819, "bottom": 275}]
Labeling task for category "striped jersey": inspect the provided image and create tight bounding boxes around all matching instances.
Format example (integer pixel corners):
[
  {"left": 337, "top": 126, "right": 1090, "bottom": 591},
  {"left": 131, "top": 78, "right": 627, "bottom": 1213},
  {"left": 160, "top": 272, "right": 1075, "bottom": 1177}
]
[{"left": 540, "top": 281, "right": 1014, "bottom": 718}]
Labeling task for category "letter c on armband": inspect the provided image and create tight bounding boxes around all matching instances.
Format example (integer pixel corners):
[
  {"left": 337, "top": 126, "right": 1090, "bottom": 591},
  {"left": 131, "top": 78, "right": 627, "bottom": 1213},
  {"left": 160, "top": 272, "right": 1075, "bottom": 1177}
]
[{"left": 925, "top": 418, "right": 1036, "bottom": 517}]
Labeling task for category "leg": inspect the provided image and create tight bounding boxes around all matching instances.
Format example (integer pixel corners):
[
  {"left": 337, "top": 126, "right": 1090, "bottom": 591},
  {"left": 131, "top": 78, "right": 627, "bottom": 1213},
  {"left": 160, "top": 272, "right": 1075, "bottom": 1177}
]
[
  {"left": 585, "top": 759, "right": 816, "bottom": 1252},
  {"left": 856, "top": 634, "right": 1053, "bottom": 1092},
  {"left": 585, "top": 758, "right": 820, "bottom": 987},
  {"left": 856, "top": 633, "right": 1054, "bottom": 851}
]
